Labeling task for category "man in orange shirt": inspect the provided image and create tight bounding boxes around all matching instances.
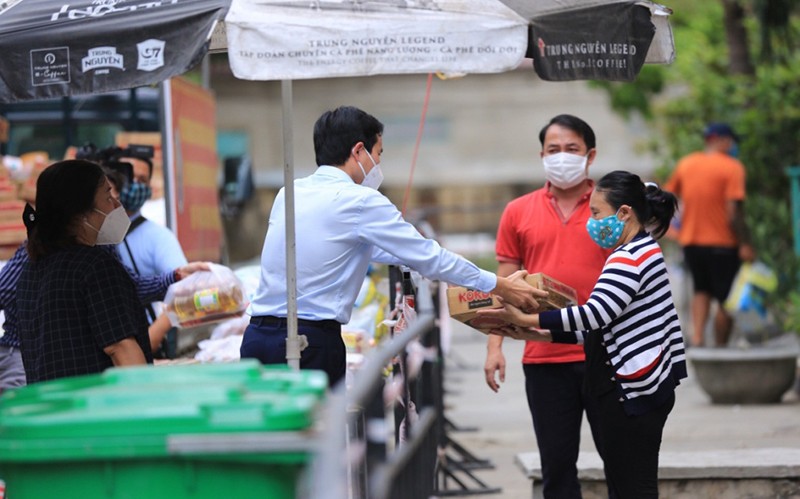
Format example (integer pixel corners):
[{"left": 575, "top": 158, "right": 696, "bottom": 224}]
[
  {"left": 665, "top": 123, "right": 755, "bottom": 347},
  {"left": 486, "top": 115, "right": 611, "bottom": 498}
]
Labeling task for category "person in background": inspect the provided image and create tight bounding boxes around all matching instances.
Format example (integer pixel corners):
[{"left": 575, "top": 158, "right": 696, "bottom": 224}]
[
  {"left": 0, "top": 166, "right": 208, "bottom": 389},
  {"left": 481, "top": 171, "right": 687, "bottom": 499},
  {"left": 241, "top": 105, "right": 545, "bottom": 388},
  {"left": 665, "top": 123, "right": 755, "bottom": 347},
  {"left": 485, "top": 114, "right": 610, "bottom": 498},
  {"left": 0, "top": 245, "right": 28, "bottom": 390},
  {"left": 17, "top": 160, "right": 152, "bottom": 382},
  {"left": 115, "top": 153, "right": 188, "bottom": 357}
]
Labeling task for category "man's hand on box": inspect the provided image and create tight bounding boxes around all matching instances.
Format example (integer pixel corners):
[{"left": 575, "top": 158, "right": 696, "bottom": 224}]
[{"left": 493, "top": 271, "right": 547, "bottom": 311}]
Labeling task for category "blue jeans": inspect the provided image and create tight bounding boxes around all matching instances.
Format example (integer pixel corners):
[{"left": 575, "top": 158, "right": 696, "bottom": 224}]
[{"left": 240, "top": 316, "right": 345, "bottom": 388}]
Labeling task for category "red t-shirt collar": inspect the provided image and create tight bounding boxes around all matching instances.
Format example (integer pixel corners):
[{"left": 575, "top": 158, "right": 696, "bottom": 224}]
[{"left": 544, "top": 179, "right": 595, "bottom": 202}]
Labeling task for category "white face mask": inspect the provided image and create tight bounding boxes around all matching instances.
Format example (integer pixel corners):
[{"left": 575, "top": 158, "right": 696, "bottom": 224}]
[
  {"left": 542, "top": 152, "right": 588, "bottom": 189},
  {"left": 357, "top": 149, "right": 384, "bottom": 190},
  {"left": 84, "top": 206, "right": 131, "bottom": 245}
]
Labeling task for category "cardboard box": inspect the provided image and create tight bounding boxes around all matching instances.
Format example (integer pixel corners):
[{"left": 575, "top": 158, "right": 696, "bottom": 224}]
[
  {"left": 446, "top": 273, "right": 578, "bottom": 335},
  {"left": 525, "top": 273, "right": 579, "bottom": 310}
]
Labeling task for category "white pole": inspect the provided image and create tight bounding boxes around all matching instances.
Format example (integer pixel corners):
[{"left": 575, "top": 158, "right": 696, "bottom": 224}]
[{"left": 281, "top": 79, "right": 303, "bottom": 370}]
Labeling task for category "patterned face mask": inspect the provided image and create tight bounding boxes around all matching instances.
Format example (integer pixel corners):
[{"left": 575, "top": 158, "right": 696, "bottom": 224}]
[
  {"left": 119, "top": 181, "right": 152, "bottom": 213},
  {"left": 586, "top": 209, "right": 625, "bottom": 249}
]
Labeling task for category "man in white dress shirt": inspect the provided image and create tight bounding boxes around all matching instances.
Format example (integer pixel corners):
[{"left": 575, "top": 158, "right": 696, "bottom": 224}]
[{"left": 241, "top": 106, "right": 544, "bottom": 387}]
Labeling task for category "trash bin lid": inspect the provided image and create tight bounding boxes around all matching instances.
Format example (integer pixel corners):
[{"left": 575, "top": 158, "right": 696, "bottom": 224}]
[{"left": 0, "top": 361, "right": 327, "bottom": 462}]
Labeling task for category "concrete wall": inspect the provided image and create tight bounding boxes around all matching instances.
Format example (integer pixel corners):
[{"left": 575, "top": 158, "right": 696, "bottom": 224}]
[
  {"left": 208, "top": 60, "right": 657, "bottom": 262},
  {"left": 576, "top": 479, "right": 800, "bottom": 499}
]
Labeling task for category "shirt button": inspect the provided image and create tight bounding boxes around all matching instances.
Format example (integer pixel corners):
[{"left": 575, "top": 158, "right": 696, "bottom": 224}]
[
  {"left": 601, "top": 342, "right": 606, "bottom": 347},
  {"left": 619, "top": 397, "right": 625, "bottom": 402},
  {"left": 605, "top": 360, "right": 611, "bottom": 366},
  {"left": 610, "top": 376, "right": 615, "bottom": 382}
]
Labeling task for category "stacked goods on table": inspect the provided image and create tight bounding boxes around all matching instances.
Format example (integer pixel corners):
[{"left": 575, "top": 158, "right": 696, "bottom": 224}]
[
  {"left": 446, "top": 273, "right": 578, "bottom": 334},
  {"left": 0, "top": 151, "right": 50, "bottom": 259}
]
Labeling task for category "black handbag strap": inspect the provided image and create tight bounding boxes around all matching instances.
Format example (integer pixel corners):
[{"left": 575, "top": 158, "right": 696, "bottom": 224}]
[{"left": 123, "top": 216, "right": 158, "bottom": 322}]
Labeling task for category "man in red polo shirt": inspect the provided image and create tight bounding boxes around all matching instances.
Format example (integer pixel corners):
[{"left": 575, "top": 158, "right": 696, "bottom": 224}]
[{"left": 485, "top": 115, "right": 611, "bottom": 498}]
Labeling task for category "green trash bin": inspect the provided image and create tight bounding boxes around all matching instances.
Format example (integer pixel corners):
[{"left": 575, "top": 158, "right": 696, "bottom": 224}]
[{"left": 0, "top": 360, "right": 328, "bottom": 499}]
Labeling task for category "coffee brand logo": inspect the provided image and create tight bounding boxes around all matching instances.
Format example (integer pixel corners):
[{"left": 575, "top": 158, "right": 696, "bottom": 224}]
[
  {"left": 82, "top": 46, "right": 124, "bottom": 73},
  {"left": 30, "top": 47, "right": 71, "bottom": 86},
  {"left": 137, "top": 39, "right": 165, "bottom": 71}
]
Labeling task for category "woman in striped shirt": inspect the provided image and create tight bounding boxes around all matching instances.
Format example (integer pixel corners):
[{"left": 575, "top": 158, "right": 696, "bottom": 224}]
[{"left": 480, "top": 170, "right": 687, "bottom": 499}]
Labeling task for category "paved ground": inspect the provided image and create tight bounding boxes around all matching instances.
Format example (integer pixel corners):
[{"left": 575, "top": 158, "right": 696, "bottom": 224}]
[{"left": 439, "top": 319, "right": 800, "bottom": 498}]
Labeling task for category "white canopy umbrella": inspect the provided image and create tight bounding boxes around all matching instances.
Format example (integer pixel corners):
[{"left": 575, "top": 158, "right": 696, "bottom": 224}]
[{"left": 217, "top": 0, "right": 530, "bottom": 369}]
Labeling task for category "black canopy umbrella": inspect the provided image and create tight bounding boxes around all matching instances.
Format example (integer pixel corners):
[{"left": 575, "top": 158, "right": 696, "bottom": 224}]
[
  {"left": 511, "top": 0, "right": 675, "bottom": 81},
  {"left": 0, "top": 0, "right": 674, "bottom": 103},
  {"left": 0, "top": 0, "right": 229, "bottom": 103}
]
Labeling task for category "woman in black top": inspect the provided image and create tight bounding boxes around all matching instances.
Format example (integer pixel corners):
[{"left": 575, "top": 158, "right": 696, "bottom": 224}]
[{"left": 18, "top": 159, "right": 152, "bottom": 383}]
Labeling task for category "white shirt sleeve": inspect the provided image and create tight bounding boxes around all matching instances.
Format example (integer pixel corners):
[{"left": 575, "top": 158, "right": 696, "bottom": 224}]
[{"left": 357, "top": 192, "right": 496, "bottom": 292}]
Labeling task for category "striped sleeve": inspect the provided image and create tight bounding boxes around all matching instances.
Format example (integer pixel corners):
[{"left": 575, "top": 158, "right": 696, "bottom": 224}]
[
  {"left": 0, "top": 243, "right": 27, "bottom": 312},
  {"left": 129, "top": 269, "right": 175, "bottom": 304},
  {"left": 106, "top": 244, "right": 175, "bottom": 304},
  {"left": 540, "top": 246, "right": 653, "bottom": 333}
]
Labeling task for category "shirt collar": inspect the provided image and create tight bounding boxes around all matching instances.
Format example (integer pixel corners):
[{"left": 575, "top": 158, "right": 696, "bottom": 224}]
[
  {"left": 315, "top": 165, "right": 354, "bottom": 183},
  {"left": 544, "top": 179, "right": 595, "bottom": 201}
]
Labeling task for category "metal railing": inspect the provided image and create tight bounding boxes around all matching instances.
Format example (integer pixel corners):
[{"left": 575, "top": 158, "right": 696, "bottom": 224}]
[
  {"left": 307, "top": 278, "right": 440, "bottom": 499},
  {"left": 165, "top": 273, "right": 496, "bottom": 498}
]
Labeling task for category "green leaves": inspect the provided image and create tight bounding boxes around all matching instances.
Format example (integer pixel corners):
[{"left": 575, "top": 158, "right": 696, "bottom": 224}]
[{"left": 596, "top": 1, "right": 800, "bottom": 299}]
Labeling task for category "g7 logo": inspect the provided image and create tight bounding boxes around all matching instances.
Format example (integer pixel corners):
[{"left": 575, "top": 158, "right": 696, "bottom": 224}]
[{"left": 142, "top": 47, "right": 161, "bottom": 58}]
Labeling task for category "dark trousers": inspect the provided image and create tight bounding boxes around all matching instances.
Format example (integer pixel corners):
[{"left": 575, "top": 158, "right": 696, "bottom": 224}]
[
  {"left": 595, "top": 390, "right": 675, "bottom": 499},
  {"left": 240, "top": 316, "right": 345, "bottom": 388},
  {"left": 523, "top": 362, "right": 605, "bottom": 499}
]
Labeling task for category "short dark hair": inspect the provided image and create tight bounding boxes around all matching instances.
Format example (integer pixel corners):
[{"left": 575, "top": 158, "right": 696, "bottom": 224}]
[
  {"left": 313, "top": 106, "right": 384, "bottom": 167},
  {"left": 595, "top": 170, "right": 678, "bottom": 239},
  {"left": 120, "top": 155, "right": 153, "bottom": 179},
  {"left": 102, "top": 165, "right": 128, "bottom": 194},
  {"left": 538, "top": 114, "right": 596, "bottom": 150},
  {"left": 26, "top": 160, "right": 105, "bottom": 261}
]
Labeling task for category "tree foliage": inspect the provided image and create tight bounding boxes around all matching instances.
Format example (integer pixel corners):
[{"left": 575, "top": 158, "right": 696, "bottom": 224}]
[{"left": 595, "top": 0, "right": 800, "bottom": 298}]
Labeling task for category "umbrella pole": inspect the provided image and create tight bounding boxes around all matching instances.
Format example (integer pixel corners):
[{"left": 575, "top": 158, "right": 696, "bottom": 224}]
[{"left": 282, "top": 79, "right": 303, "bottom": 370}]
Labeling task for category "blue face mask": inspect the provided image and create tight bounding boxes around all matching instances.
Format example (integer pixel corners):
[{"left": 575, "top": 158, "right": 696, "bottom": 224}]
[
  {"left": 728, "top": 142, "right": 739, "bottom": 158},
  {"left": 586, "top": 210, "right": 625, "bottom": 249},
  {"left": 119, "top": 181, "right": 152, "bottom": 213}
]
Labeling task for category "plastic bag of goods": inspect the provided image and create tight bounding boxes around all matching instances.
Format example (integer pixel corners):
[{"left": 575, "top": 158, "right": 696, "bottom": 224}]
[{"left": 163, "top": 263, "right": 247, "bottom": 328}]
